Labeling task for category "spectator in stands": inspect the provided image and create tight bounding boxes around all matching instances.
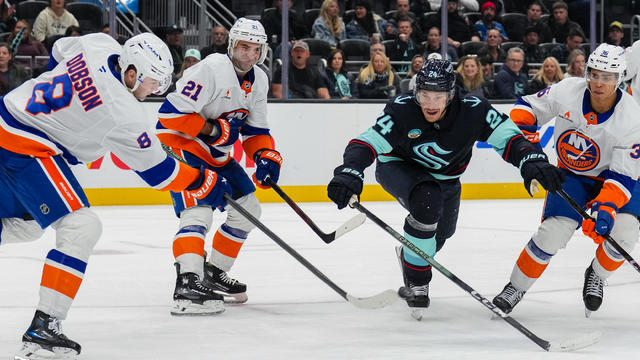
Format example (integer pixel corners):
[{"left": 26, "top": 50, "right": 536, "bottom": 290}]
[
  {"left": 436, "top": 0, "right": 481, "bottom": 50},
  {"left": 32, "top": 0, "right": 79, "bottom": 43},
  {"left": 563, "top": 48, "right": 585, "bottom": 78},
  {"left": 388, "top": 0, "right": 423, "bottom": 43},
  {"left": 410, "top": 0, "right": 432, "bottom": 17},
  {"left": 322, "top": 49, "right": 358, "bottom": 99},
  {"left": 386, "top": 18, "right": 421, "bottom": 73},
  {"left": 493, "top": 47, "right": 527, "bottom": 99},
  {"left": 262, "top": 0, "right": 307, "bottom": 46},
  {"left": 357, "top": 51, "right": 399, "bottom": 98},
  {"left": 370, "top": 40, "right": 385, "bottom": 55},
  {"left": 0, "top": 42, "right": 30, "bottom": 96},
  {"left": 64, "top": 25, "right": 81, "bottom": 37},
  {"left": 528, "top": 56, "right": 563, "bottom": 93},
  {"left": 312, "top": 0, "right": 346, "bottom": 47},
  {"left": 406, "top": 54, "right": 424, "bottom": 79},
  {"left": 524, "top": 1, "right": 551, "bottom": 42},
  {"left": 272, "top": 40, "right": 330, "bottom": 99},
  {"left": 8, "top": 20, "right": 48, "bottom": 57},
  {"left": 520, "top": 26, "right": 545, "bottom": 65},
  {"left": 480, "top": 55, "right": 494, "bottom": 80},
  {"left": 0, "top": 0, "right": 16, "bottom": 33},
  {"left": 346, "top": 0, "right": 395, "bottom": 42},
  {"left": 606, "top": 21, "right": 626, "bottom": 47},
  {"left": 422, "top": 26, "right": 458, "bottom": 62},
  {"left": 549, "top": 27, "right": 584, "bottom": 64},
  {"left": 428, "top": 0, "right": 478, "bottom": 12},
  {"left": 477, "top": 29, "right": 506, "bottom": 62},
  {"left": 165, "top": 24, "right": 184, "bottom": 75},
  {"left": 474, "top": 1, "right": 508, "bottom": 41},
  {"left": 544, "top": 1, "right": 583, "bottom": 44},
  {"left": 178, "top": 49, "right": 201, "bottom": 79},
  {"left": 200, "top": 26, "right": 228, "bottom": 59},
  {"left": 101, "top": 24, "right": 126, "bottom": 45},
  {"left": 455, "top": 55, "right": 491, "bottom": 97}
]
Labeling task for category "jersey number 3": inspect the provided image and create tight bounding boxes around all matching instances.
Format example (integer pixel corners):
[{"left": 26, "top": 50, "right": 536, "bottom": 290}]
[{"left": 25, "top": 74, "right": 73, "bottom": 116}]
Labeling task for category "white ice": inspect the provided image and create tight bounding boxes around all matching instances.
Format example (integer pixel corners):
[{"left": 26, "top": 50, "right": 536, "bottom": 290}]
[{"left": 1, "top": 199, "right": 639, "bottom": 359}]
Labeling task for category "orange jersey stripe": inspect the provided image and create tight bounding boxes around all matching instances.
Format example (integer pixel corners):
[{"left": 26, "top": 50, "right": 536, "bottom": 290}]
[
  {"left": 40, "top": 264, "right": 83, "bottom": 299},
  {"left": 212, "top": 231, "right": 243, "bottom": 258},
  {"left": 516, "top": 249, "right": 548, "bottom": 278},
  {"left": 0, "top": 125, "right": 58, "bottom": 157},
  {"left": 39, "top": 157, "right": 83, "bottom": 211},
  {"left": 159, "top": 113, "right": 206, "bottom": 138},
  {"left": 510, "top": 108, "right": 536, "bottom": 126},
  {"left": 242, "top": 134, "right": 275, "bottom": 160},
  {"left": 592, "top": 181, "right": 630, "bottom": 209},
  {"left": 595, "top": 244, "right": 624, "bottom": 271},
  {"left": 157, "top": 134, "right": 230, "bottom": 167},
  {"left": 173, "top": 236, "right": 205, "bottom": 258},
  {"left": 159, "top": 161, "right": 200, "bottom": 192}
]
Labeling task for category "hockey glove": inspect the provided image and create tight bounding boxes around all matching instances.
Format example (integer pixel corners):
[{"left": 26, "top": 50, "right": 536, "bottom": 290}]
[
  {"left": 186, "top": 167, "right": 231, "bottom": 211},
  {"left": 252, "top": 149, "right": 283, "bottom": 189},
  {"left": 519, "top": 153, "right": 565, "bottom": 196},
  {"left": 327, "top": 165, "right": 364, "bottom": 209},
  {"left": 582, "top": 201, "right": 617, "bottom": 244},
  {"left": 199, "top": 118, "right": 241, "bottom": 146}
]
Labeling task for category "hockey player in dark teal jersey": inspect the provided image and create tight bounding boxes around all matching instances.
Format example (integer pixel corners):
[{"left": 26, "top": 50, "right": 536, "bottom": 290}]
[{"left": 327, "top": 59, "right": 565, "bottom": 319}]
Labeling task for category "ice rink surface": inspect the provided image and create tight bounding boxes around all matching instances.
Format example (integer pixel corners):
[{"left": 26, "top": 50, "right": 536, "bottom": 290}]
[{"left": 1, "top": 199, "right": 639, "bottom": 359}]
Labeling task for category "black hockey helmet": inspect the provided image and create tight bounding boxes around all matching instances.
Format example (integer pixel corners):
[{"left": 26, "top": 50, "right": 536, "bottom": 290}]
[{"left": 414, "top": 58, "right": 456, "bottom": 104}]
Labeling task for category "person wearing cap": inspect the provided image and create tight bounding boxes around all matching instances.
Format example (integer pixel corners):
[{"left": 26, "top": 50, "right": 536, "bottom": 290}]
[
  {"left": 543, "top": 1, "right": 584, "bottom": 44},
  {"left": 521, "top": 26, "right": 545, "bottom": 65},
  {"left": 200, "top": 25, "right": 228, "bottom": 59},
  {"left": 32, "top": 0, "right": 79, "bottom": 42},
  {"left": 272, "top": 40, "right": 330, "bottom": 99},
  {"left": 345, "top": 0, "right": 395, "bottom": 42},
  {"left": 165, "top": 24, "right": 184, "bottom": 74},
  {"left": 178, "top": 49, "right": 201, "bottom": 78},
  {"left": 474, "top": 1, "right": 508, "bottom": 41},
  {"left": 607, "top": 21, "right": 626, "bottom": 47}
]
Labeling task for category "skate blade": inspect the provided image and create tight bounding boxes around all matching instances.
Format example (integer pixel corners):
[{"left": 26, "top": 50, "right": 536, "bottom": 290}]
[
  {"left": 410, "top": 308, "right": 423, "bottom": 321},
  {"left": 585, "top": 309, "right": 592, "bottom": 318},
  {"left": 15, "top": 342, "right": 78, "bottom": 360},
  {"left": 171, "top": 299, "right": 225, "bottom": 316},
  {"left": 215, "top": 291, "right": 248, "bottom": 304}
]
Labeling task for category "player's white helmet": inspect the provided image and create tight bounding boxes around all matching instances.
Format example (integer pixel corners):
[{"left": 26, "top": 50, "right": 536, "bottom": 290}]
[
  {"left": 228, "top": 17, "right": 268, "bottom": 66},
  {"left": 119, "top": 33, "right": 173, "bottom": 95},
  {"left": 586, "top": 43, "right": 627, "bottom": 88}
]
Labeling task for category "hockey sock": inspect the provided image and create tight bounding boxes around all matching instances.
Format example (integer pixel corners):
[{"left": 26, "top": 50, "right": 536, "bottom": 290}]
[
  {"left": 172, "top": 225, "right": 206, "bottom": 275},
  {"left": 512, "top": 239, "right": 553, "bottom": 290},
  {"left": 210, "top": 224, "right": 248, "bottom": 271},
  {"left": 592, "top": 242, "right": 624, "bottom": 277}
]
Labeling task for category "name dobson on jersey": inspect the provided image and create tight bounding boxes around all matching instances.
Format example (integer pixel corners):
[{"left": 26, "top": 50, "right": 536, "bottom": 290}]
[{"left": 66, "top": 53, "right": 103, "bottom": 112}]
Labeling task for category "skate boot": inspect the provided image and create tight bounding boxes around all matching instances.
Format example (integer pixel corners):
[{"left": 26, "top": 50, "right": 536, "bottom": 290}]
[
  {"left": 171, "top": 263, "right": 225, "bottom": 316},
  {"left": 396, "top": 246, "right": 431, "bottom": 321},
  {"left": 583, "top": 264, "right": 604, "bottom": 318},
  {"left": 15, "top": 310, "right": 81, "bottom": 360},
  {"left": 492, "top": 282, "right": 526, "bottom": 314},
  {"left": 203, "top": 261, "right": 248, "bottom": 303}
]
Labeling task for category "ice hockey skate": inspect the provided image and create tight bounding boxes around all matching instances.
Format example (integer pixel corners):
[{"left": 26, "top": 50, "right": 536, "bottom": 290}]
[
  {"left": 492, "top": 282, "right": 526, "bottom": 314},
  {"left": 14, "top": 310, "right": 81, "bottom": 360},
  {"left": 171, "top": 263, "right": 225, "bottom": 315},
  {"left": 395, "top": 246, "right": 431, "bottom": 321},
  {"left": 203, "top": 261, "right": 248, "bottom": 304},
  {"left": 583, "top": 264, "right": 604, "bottom": 318}
]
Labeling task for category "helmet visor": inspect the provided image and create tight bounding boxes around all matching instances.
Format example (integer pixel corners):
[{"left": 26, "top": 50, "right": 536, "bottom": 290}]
[
  {"left": 415, "top": 89, "right": 449, "bottom": 107},
  {"left": 586, "top": 69, "right": 619, "bottom": 85}
]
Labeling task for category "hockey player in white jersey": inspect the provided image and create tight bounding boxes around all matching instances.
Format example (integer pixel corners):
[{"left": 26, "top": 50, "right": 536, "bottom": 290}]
[
  {"left": 0, "top": 33, "right": 231, "bottom": 359},
  {"left": 493, "top": 43, "right": 640, "bottom": 317},
  {"left": 156, "top": 18, "right": 282, "bottom": 313}
]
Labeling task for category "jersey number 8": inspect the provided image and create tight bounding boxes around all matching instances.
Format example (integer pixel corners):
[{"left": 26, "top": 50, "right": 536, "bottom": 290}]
[{"left": 25, "top": 74, "right": 73, "bottom": 116}]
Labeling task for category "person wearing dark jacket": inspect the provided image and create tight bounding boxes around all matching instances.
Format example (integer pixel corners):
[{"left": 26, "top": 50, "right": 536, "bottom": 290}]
[
  {"left": 261, "top": 0, "right": 307, "bottom": 46},
  {"left": 521, "top": 26, "right": 545, "bottom": 65},
  {"left": 433, "top": 0, "right": 481, "bottom": 50},
  {"left": 543, "top": 1, "right": 583, "bottom": 43},
  {"left": 493, "top": 47, "right": 528, "bottom": 99},
  {"left": 323, "top": 49, "right": 359, "bottom": 99},
  {"left": 386, "top": 18, "right": 422, "bottom": 73},
  {"left": 357, "top": 52, "right": 400, "bottom": 99},
  {"left": 0, "top": 42, "right": 30, "bottom": 96}
]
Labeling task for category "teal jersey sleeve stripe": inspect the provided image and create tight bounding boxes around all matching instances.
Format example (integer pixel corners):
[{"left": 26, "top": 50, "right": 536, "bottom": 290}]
[
  {"left": 357, "top": 127, "right": 394, "bottom": 155},
  {"left": 487, "top": 120, "right": 523, "bottom": 156}
]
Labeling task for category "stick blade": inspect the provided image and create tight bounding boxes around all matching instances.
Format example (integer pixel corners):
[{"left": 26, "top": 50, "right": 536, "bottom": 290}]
[
  {"left": 346, "top": 289, "right": 398, "bottom": 310},
  {"left": 545, "top": 331, "right": 602, "bottom": 352},
  {"left": 331, "top": 213, "right": 367, "bottom": 240}
]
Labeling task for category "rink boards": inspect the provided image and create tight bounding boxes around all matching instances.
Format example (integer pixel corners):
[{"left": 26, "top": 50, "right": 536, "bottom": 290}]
[{"left": 74, "top": 101, "right": 556, "bottom": 205}]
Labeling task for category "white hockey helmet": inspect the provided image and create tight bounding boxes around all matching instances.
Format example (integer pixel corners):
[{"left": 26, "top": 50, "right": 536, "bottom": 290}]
[
  {"left": 585, "top": 43, "right": 627, "bottom": 88},
  {"left": 119, "top": 32, "right": 173, "bottom": 95},
  {"left": 228, "top": 17, "right": 268, "bottom": 66}
]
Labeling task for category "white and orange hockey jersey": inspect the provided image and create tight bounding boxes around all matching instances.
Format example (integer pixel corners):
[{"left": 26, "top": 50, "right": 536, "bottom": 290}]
[
  {"left": 511, "top": 77, "right": 640, "bottom": 207},
  {"left": 625, "top": 39, "right": 640, "bottom": 103},
  {"left": 0, "top": 33, "right": 199, "bottom": 192},
  {"left": 157, "top": 53, "right": 274, "bottom": 166}
]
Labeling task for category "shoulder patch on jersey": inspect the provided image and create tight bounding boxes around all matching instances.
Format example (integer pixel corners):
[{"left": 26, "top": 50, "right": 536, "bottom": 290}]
[
  {"left": 461, "top": 96, "right": 482, "bottom": 108},
  {"left": 556, "top": 130, "right": 600, "bottom": 172}
]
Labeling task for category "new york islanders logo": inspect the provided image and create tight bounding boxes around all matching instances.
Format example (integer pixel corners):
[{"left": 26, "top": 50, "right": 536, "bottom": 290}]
[{"left": 556, "top": 130, "right": 600, "bottom": 171}]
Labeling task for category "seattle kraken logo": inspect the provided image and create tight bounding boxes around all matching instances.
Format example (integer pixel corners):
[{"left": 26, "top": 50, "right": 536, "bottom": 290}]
[{"left": 412, "top": 142, "right": 451, "bottom": 170}]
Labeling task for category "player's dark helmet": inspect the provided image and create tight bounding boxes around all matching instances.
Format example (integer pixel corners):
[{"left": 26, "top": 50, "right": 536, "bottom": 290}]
[{"left": 414, "top": 59, "right": 456, "bottom": 103}]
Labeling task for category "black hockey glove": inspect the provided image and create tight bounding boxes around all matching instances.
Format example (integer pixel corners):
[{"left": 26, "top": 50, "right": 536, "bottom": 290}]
[
  {"left": 520, "top": 153, "right": 565, "bottom": 196},
  {"left": 327, "top": 165, "right": 364, "bottom": 209}
]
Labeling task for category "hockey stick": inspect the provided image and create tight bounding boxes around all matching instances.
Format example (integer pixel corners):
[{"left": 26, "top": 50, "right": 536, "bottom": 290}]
[
  {"left": 350, "top": 200, "right": 601, "bottom": 351},
  {"left": 557, "top": 189, "right": 640, "bottom": 274},
  {"left": 224, "top": 194, "right": 397, "bottom": 309},
  {"left": 265, "top": 178, "right": 366, "bottom": 244}
]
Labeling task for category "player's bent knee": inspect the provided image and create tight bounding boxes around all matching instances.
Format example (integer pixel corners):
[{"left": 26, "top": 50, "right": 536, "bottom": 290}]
[
  {"left": 226, "top": 192, "right": 261, "bottom": 231},
  {"left": 609, "top": 213, "right": 639, "bottom": 252},
  {"left": 52, "top": 207, "right": 102, "bottom": 260},
  {"left": 531, "top": 216, "right": 577, "bottom": 254},
  {"left": 408, "top": 181, "right": 442, "bottom": 225},
  {"left": 179, "top": 205, "right": 214, "bottom": 231}
]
